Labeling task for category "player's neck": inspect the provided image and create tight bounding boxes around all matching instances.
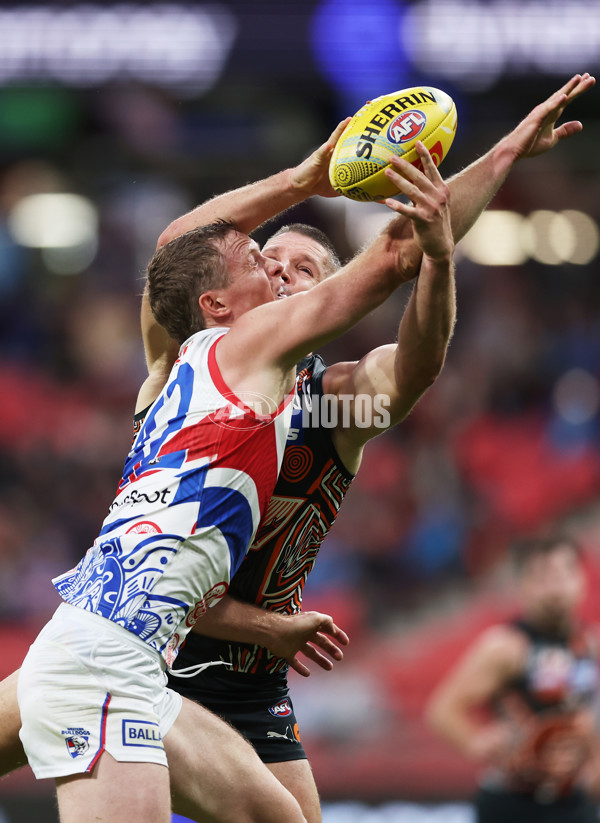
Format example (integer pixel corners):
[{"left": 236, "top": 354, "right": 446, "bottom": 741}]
[{"left": 524, "top": 610, "right": 574, "bottom": 639}]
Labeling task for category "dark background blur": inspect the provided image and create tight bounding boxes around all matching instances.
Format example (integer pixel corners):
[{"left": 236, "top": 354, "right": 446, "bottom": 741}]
[{"left": 1, "top": 1, "right": 600, "bottom": 820}]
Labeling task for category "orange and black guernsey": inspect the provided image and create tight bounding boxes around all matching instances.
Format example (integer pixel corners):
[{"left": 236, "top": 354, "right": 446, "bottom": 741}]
[{"left": 170, "top": 354, "right": 354, "bottom": 678}]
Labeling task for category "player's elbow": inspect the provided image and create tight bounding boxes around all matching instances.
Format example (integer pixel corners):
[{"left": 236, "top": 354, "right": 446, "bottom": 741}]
[
  {"left": 424, "top": 692, "right": 444, "bottom": 735},
  {"left": 397, "top": 356, "right": 445, "bottom": 400},
  {"left": 425, "top": 689, "right": 456, "bottom": 741}
]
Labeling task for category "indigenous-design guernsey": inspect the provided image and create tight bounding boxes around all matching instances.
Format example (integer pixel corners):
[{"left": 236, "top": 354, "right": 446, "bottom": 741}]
[
  {"left": 499, "top": 619, "right": 599, "bottom": 715},
  {"left": 53, "top": 327, "right": 293, "bottom": 666},
  {"left": 172, "top": 354, "right": 355, "bottom": 677},
  {"left": 482, "top": 619, "right": 599, "bottom": 796}
]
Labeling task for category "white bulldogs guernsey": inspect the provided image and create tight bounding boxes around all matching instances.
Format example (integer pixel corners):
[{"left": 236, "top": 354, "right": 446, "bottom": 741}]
[{"left": 53, "top": 327, "right": 294, "bottom": 666}]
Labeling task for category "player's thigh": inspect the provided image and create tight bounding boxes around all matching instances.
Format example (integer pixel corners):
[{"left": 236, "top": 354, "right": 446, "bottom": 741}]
[
  {"left": 0, "top": 670, "right": 26, "bottom": 776},
  {"left": 56, "top": 752, "right": 170, "bottom": 823},
  {"left": 167, "top": 696, "right": 305, "bottom": 823},
  {"left": 267, "top": 758, "right": 321, "bottom": 823}
]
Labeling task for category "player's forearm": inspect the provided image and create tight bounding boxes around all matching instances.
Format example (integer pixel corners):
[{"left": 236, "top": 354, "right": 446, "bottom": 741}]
[
  {"left": 394, "top": 253, "right": 456, "bottom": 390},
  {"left": 427, "top": 697, "right": 487, "bottom": 760},
  {"left": 278, "top": 225, "right": 420, "bottom": 367},
  {"left": 446, "top": 139, "right": 517, "bottom": 243},
  {"left": 192, "top": 594, "right": 285, "bottom": 648},
  {"left": 448, "top": 73, "right": 595, "bottom": 242},
  {"left": 157, "top": 169, "right": 305, "bottom": 248}
]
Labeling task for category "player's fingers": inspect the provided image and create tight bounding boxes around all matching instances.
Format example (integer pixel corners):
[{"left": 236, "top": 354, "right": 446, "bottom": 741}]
[
  {"left": 387, "top": 153, "right": 433, "bottom": 188},
  {"left": 559, "top": 74, "right": 583, "bottom": 99},
  {"left": 536, "top": 73, "right": 592, "bottom": 124},
  {"left": 327, "top": 622, "right": 350, "bottom": 646},
  {"left": 386, "top": 154, "right": 442, "bottom": 202},
  {"left": 301, "top": 644, "right": 335, "bottom": 670},
  {"left": 311, "top": 632, "right": 344, "bottom": 660},
  {"left": 326, "top": 117, "right": 351, "bottom": 150},
  {"left": 288, "top": 656, "right": 311, "bottom": 678},
  {"left": 565, "top": 73, "right": 595, "bottom": 102},
  {"left": 535, "top": 93, "right": 568, "bottom": 126},
  {"left": 384, "top": 165, "right": 429, "bottom": 204},
  {"left": 414, "top": 141, "right": 444, "bottom": 185},
  {"left": 311, "top": 615, "right": 349, "bottom": 645},
  {"left": 554, "top": 121, "right": 583, "bottom": 141},
  {"left": 378, "top": 196, "right": 415, "bottom": 216}
]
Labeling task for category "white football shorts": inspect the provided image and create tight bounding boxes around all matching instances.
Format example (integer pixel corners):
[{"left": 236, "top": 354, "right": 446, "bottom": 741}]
[{"left": 17, "top": 602, "right": 183, "bottom": 779}]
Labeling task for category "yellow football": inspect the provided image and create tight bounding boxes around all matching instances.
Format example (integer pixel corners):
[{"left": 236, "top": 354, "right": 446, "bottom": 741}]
[{"left": 329, "top": 86, "right": 457, "bottom": 202}]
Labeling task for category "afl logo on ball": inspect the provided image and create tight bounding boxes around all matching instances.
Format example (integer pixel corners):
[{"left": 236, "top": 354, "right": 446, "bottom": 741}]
[
  {"left": 387, "top": 110, "right": 427, "bottom": 144},
  {"left": 269, "top": 699, "right": 292, "bottom": 717}
]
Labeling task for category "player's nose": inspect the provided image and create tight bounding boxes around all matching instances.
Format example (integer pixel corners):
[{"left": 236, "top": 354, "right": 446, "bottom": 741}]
[{"left": 266, "top": 255, "right": 285, "bottom": 279}]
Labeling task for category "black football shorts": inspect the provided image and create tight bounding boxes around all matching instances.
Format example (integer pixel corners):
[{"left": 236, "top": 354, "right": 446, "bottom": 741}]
[{"left": 170, "top": 666, "right": 307, "bottom": 763}]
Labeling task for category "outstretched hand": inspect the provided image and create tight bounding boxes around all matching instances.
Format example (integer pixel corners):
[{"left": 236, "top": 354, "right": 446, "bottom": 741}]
[
  {"left": 290, "top": 118, "right": 351, "bottom": 198},
  {"left": 380, "top": 142, "right": 454, "bottom": 263},
  {"left": 267, "top": 610, "right": 349, "bottom": 677},
  {"left": 501, "top": 72, "right": 595, "bottom": 161}
]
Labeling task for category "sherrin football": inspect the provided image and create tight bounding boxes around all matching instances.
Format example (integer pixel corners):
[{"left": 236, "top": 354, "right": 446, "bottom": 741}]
[{"left": 329, "top": 86, "right": 457, "bottom": 202}]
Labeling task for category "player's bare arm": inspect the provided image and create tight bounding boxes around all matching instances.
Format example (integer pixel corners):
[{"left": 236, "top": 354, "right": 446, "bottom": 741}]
[
  {"left": 157, "top": 117, "right": 350, "bottom": 248},
  {"left": 138, "top": 74, "right": 596, "bottom": 445},
  {"left": 191, "top": 598, "right": 349, "bottom": 678},
  {"left": 322, "top": 142, "right": 455, "bottom": 471},
  {"left": 0, "top": 671, "right": 25, "bottom": 777},
  {"left": 425, "top": 624, "right": 528, "bottom": 764},
  {"left": 138, "top": 117, "right": 352, "bottom": 388},
  {"left": 215, "top": 153, "right": 438, "bottom": 401},
  {"left": 136, "top": 287, "right": 180, "bottom": 413},
  {"left": 443, "top": 72, "right": 595, "bottom": 242}
]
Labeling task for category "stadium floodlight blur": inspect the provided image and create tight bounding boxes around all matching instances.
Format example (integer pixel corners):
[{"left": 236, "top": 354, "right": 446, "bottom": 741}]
[
  {"left": 0, "top": 4, "right": 237, "bottom": 90},
  {"left": 8, "top": 193, "right": 98, "bottom": 275},
  {"left": 459, "top": 209, "right": 599, "bottom": 266},
  {"left": 314, "top": 197, "right": 600, "bottom": 267}
]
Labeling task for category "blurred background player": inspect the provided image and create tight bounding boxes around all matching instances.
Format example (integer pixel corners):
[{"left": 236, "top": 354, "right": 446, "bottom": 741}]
[{"left": 427, "top": 535, "right": 600, "bottom": 823}]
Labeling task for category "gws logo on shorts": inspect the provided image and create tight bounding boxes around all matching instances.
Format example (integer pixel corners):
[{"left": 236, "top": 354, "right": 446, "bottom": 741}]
[
  {"left": 61, "top": 727, "right": 90, "bottom": 759},
  {"left": 387, "top": 110, "right": 426, "bottom": 144},
  {"left": 268, "top": 699, "right": 292, "bottom": 717},
  {"left": 122, "top": 719, "right": 163, "bottom": 749}
]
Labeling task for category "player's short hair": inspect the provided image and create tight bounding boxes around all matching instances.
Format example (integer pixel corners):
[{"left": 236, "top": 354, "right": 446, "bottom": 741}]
[
  {"left": 147, "top": 222, "right": 234, "bottom": 345},
  {"left": 511, "top": 534, "right": 581, "bottom": 575},
  {"left": 268, "top": 223, "right": 341, "bottom": 276}
]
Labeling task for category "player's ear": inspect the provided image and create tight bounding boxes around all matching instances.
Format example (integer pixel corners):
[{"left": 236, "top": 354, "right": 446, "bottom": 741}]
[{"left": 199, "top": 290, "right": 230, "bottom": 322}]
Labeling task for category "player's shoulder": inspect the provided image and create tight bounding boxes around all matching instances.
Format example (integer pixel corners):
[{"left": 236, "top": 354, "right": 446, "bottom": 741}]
[
  {"left": 573, "top": 621, "right": 600, "bottom": 659},
  {"left": 473, "top": 623, "right": 530, "bottom": 671}
]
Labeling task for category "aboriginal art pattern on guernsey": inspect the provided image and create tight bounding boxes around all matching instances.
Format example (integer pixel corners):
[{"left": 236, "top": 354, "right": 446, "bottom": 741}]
[
  {"left": 53, "top": 327, "right": 293, "bottom": 665},
  {"left": 176, "top": 354, "right": 355, "bottom": 676}
]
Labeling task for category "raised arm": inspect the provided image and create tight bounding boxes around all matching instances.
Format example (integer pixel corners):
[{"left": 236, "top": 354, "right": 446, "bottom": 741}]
[
  {"left": 317, "top": 74, "right": 595, "bottom": 471},
  {"left": 157, "top": 118, "right": 350, "bottom": 247},
  {"left": 446, "top": 72, "right": 595, "bottom": 242},
  {"left": 217, "top": 144, "right": 443, "bottom": 383},
  {"left": 320, "top": 144, "right": 455, "bottom": 470},
  {"left": 139, "top": 119, "right": 350, "bottom": 402},
  {"left": 136, "top": 285, "right": 181, "bottom": 414}
]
